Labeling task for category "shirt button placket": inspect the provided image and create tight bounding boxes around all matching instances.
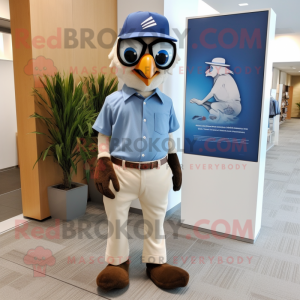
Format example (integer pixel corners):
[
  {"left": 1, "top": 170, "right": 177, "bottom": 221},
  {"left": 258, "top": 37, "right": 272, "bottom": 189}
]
[{"left": 142, "top": 100, "right": 147, "bottom": 160}]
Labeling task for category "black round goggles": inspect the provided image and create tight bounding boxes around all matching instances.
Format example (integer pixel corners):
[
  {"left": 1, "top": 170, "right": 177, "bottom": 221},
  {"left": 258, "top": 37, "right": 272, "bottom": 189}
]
[{"left": 117, "top": 38, "right": 177, "bottom": 70}]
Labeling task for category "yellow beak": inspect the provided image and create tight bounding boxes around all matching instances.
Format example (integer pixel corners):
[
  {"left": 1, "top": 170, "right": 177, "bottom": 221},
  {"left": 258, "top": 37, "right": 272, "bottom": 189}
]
[{"left": 133, "top": 54, "right": 159, "bottom": 86}]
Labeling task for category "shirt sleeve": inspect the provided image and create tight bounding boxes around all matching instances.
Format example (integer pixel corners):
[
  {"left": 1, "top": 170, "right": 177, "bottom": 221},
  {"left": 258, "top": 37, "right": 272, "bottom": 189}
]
[
  {"left": 92, "top": 100, "right": 113, "bottom": 136},
  {"left": 169, "top": 103, "right": 180, "bottom": 133}
]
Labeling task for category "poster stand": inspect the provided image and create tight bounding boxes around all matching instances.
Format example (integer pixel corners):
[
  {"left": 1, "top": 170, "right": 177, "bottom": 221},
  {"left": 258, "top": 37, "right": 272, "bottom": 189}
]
[{"left": 181, "top": 9, "right": 276, "bottom": 243}]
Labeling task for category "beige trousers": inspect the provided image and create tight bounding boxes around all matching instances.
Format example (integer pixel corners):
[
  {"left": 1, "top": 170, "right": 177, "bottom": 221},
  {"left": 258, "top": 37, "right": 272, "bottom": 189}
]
[{"left": 103, "top": 160, "right": 172, "bottom": 265}]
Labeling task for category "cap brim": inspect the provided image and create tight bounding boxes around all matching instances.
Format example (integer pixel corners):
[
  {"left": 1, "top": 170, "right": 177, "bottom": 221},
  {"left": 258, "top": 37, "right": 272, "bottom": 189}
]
[
  {"left": 205, "top": 62, "right": 230, "bottom": 67},
  {"left": 118, "top": 32, "right": 177, "bottom": 42}
]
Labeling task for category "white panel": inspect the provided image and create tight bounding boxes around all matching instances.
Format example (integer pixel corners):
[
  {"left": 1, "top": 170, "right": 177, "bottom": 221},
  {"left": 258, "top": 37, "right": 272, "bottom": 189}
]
[
  {"left": 0, "top": 0, "right": 9, "bottom": 19},
  {"left": 0, "top": 60, "right": 18, "bottom": 169},
  {"left": 182, "top": 155, "right": 259, "bottom": 239},
  {"left": 273, "top": 34, "right": 300, "bottom": 63},
  {"left": 0, "top": 214, "right": 28, "bottom": 235},
  {"left": 0, "top": 33, "right": 13, "bottom": 60},
  {"left": 255, "top": 9, "right": 277, "bottom": 237},
  {"left": 182, "top": 10, "right": 276, "bottom": 241}
]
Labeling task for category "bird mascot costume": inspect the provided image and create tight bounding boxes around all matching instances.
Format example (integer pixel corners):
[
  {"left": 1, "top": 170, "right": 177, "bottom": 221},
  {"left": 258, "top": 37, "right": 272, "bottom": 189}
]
[{"left": 93, "top": 11, "right": 189, "bottom": 291}]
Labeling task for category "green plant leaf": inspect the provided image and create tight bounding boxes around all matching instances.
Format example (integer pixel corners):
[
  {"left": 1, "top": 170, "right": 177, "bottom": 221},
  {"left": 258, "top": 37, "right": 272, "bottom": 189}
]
[
  {"left": 30, "top": 72, "right": 114, "bottom": 188},
  {"left": 43, "top": 145, "right": 53, "bottom": 161}
]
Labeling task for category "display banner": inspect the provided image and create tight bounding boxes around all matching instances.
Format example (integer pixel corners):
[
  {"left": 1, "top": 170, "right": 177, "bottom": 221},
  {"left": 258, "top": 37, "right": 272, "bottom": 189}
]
[{"left": 184, "top": 11, "right": 269, "bottom": 162}]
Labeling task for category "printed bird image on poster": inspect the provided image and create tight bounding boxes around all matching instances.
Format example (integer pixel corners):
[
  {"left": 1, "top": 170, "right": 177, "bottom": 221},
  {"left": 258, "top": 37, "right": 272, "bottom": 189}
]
[{"left": 184, "top": 11, "right": 269, "bottom": 162}]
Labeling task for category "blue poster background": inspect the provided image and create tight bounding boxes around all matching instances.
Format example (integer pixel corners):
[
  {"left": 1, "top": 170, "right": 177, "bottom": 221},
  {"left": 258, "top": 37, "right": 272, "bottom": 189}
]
[{"left": 184, "top": 11, "right": 269, "bottom": 162}]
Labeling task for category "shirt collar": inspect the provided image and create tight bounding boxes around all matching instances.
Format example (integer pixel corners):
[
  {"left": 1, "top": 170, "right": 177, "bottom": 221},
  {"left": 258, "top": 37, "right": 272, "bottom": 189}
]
[
  {"left": 122, "top": 84, "right": 164, "bottom": 103},
  {"left": 122, "top": 84, "right": 137, "bottom": 101},
  {"left": 154, "top": 88, "right": 164, "bottom": 103}
]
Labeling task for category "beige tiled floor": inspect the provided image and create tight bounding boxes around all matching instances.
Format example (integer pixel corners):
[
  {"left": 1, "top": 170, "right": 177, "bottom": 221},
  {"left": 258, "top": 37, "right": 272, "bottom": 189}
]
[
  {"left": 0, "top": 168, "right": 21, "bottom": 195},
  {"left": 0, "top": 168, "right": 22, "bottom": 222},
  {"left": 1, "top": 120, "right": 300, "bottom": 299}
]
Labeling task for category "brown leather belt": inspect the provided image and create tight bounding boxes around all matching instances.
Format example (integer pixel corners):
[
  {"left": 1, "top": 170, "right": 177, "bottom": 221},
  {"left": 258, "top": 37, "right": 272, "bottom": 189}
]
[{"left": 111, "top": 156, "right": 168, "bottom": 170}]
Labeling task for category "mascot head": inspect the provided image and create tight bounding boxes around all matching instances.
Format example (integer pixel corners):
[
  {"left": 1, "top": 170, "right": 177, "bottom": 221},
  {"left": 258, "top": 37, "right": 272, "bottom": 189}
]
[{"left": 109, "top": 11, "right": 180, "bottom": 91}]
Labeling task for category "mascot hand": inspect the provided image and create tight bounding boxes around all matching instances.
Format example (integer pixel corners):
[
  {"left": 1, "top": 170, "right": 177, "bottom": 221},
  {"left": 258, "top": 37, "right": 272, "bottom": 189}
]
[
  {"left": 94, "top": 157, "right": 120, "bottom": 199},
  {"left": 168, "top": 153, "right": 182, "bottom": 191}
]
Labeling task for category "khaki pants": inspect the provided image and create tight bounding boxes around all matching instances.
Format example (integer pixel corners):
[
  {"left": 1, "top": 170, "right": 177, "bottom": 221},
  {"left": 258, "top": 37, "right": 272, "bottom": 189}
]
[{"left": 103, "top": 160, "right": 172, "bottom": 265}]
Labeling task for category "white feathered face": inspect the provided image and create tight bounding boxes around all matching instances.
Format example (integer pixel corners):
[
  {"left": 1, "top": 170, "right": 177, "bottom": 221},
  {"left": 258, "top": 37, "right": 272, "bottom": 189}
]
[{"left": 109, "top": 37, "right": 180, "bottom": 91}]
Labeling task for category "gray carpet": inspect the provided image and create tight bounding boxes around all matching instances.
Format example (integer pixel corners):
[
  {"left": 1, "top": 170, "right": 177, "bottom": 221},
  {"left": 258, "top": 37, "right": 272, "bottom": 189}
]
[{"left": 0, "top": 119, "right": 300, "bottom": 300}]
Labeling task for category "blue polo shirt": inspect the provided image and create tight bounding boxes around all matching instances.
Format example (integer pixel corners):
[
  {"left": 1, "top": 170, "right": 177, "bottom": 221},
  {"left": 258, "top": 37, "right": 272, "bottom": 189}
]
[{"left": 92, "top": 84, "right": 180, "bottom": 162}]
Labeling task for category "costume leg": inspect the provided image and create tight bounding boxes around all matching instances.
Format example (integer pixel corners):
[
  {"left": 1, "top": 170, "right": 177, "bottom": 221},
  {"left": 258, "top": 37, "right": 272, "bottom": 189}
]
[
  {"left": 139, "top": 162, "right": 190, "bottom": 289},
  {"left": 138, "top": 163, "right": 172, "bottom": 264},
  {"left": 103, "top": 164, "right": 140, "bottom": 265}
]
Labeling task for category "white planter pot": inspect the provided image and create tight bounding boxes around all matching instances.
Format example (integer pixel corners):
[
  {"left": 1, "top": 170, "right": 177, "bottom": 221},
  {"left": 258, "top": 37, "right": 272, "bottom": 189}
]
[{"left": 47, "top": 182, "right": 88, "bottom": 221}]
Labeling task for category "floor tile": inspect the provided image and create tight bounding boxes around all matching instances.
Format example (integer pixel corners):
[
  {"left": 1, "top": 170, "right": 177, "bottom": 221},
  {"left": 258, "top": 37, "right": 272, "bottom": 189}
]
[
  {"left": 0, "top": 189, "right": 22, "bottom": 210},
  {"left": 0, "top": 168, "right": 21, "bottom": 195}
]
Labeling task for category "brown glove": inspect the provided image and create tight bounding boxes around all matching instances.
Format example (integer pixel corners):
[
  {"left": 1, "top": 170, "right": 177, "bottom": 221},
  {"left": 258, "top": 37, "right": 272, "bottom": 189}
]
[
  {"left": 94, "top": 157, "right": 120, "bottom": 199},
  {"left": 167, "top": 153, "right": 182, "bottom": 191}
]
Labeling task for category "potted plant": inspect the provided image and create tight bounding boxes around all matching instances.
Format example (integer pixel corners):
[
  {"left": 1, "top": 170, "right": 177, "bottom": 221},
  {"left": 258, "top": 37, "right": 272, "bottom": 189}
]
[
  {"left": 31, "top": 73, "right": 97, "bottom": 221},
  {"left": 84, "top": 74, "right": 118, "bottom": 204}
]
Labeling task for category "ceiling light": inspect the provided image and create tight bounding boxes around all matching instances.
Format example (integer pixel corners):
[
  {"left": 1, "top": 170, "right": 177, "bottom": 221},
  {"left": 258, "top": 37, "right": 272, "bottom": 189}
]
[{"left": 239, "top": 3, "right": 249, "bottom": 6}]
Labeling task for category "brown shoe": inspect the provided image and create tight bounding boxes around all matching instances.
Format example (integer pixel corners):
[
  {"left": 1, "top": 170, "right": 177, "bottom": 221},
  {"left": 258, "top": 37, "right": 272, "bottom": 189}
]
[
  {"left": 96, "top": 260, "right": 130, "bottom": 291},
  {"left": 146, "top": 263, "right": 189, "bottom": 289}
]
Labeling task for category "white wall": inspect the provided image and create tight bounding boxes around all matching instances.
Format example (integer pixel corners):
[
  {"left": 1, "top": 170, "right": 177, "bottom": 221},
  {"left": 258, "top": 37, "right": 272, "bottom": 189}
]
[
  {"left": 198, "top": 0, "right": 219, "bottom": 15},
  {"left": 117, "top": 0, "right": 164, "bottom": 32},
  {"left": 0, "top": 60, "right": 18, "bottom": 169},
  {"left": 280, "top": 71, "right": 287, "bottom": 85},
  {"left": 273, "top": 34, "right": 300, "bottom": 63},
  {"left": 286, "top": 74, "right": 291, "bottom": 86},
  {"left": 0, "top": 0, "right": 9, "bottom": 19},
  {"left": 0, "top": 32, "right": 13, "bottom": 60}
]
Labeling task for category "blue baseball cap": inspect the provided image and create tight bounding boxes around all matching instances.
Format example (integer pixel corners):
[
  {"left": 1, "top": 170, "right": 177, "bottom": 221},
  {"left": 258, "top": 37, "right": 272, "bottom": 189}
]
[{"left": 118, "top": 11, "right": 177, "bottom": 42}]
